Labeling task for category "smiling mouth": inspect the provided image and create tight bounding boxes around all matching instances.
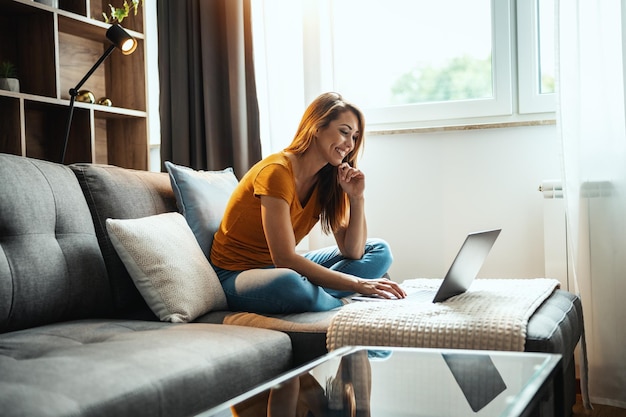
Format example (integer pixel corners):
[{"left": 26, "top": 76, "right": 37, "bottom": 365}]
[{"left": 336, "top": 148, "right": 347, "bottom": 158}]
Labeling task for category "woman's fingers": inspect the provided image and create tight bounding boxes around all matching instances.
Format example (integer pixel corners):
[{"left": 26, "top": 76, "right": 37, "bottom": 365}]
[
  {"left": 361, "top": 278, "right": 407, "bottom": 299},
  {"left": 338, "top": 163, "right": 362, "bottom": 183},
  {"left": 379, "top": 279, "right": 407, "bottom": 299}
]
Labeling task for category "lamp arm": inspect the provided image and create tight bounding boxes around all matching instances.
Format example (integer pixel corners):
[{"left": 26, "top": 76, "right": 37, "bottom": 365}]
[
  {"left": 70, "top": 44, "right": 116, "bottom": 96},
  {"left": 60, "top": 44, "right": 116, "bottom": 164}
]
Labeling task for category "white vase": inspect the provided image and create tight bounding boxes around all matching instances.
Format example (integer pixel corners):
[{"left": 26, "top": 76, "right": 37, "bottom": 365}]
[{"left": 0, "top": 78, "right": 20, "bottom": 92}]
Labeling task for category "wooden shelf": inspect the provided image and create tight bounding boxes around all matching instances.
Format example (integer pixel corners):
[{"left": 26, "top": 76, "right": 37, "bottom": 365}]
[{"left": 0, "top": 0, "right": 149, "bottom": 169}]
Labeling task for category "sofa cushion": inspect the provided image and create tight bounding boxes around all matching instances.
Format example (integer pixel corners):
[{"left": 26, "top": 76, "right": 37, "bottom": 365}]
[
  {"left": 71, "top": 164, "right": 178, "bottom": 319},
  {"left": 0, "top": 154, "right": 110, "bottom": 333},
  {"left": 106, "top": 213, "right": 227, "bottom": 322},
  {"left": 0, "top": 319, "right": 292, "bottom": 417},
  {"left": 197, "top": 310, "right": 337, "bottom": 366},
  {"left": 165, "top": 161, "right": 238, "bottom": 257}
]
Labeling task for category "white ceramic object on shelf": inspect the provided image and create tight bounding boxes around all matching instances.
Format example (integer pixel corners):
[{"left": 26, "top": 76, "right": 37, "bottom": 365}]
[
  {"left": 0, "top": 78, "right": 19, "bottom": 92},
  {"left": 33, "top": 0, "right": 58, "bottom": 7}
]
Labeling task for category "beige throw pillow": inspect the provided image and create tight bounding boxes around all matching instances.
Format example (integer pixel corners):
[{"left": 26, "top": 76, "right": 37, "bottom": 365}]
[{"left": 106, "top": 212, "right": 228, "bottom": 322}]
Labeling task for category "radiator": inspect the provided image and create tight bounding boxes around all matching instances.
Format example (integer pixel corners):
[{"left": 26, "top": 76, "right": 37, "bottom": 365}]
[{"left": 539, "top": 180, "right": 569, "bottom": 290}]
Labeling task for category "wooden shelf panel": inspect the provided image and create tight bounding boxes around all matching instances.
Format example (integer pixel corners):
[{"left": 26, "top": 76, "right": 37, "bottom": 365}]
[
  {"left": 58, "top": 30, "right": 107, "bottom": 100},
  {"left": 0, "top": 89, "right": 147, "bottom": 118},
  {"left": 106, "top": 40, "right": 146, "bottom": 111},
  {"left": 0, "top": 95, "right": 23, "bottom": 156},
  {"left": 24, "top": 99, "right": 92, "bottom": 163},
  {"left": 91, "top": 104, "right": 146, "bottom": 118},
  {"left": 57, "top": 12, "right": 144, "bottom": 40},
  {"left": 59, "top": 0, "right": 86, "bottom": 16},
  {"left": 0, "top": 2, "right": 56, "bottom": 98},
  {"left": 100, "top": 117, "right": 148, "bottom": 169}
]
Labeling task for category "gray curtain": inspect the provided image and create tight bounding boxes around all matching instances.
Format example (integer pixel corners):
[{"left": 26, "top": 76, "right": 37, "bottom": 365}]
[{"left": 157, "top": 0, "right": 261, "bottom": 177}]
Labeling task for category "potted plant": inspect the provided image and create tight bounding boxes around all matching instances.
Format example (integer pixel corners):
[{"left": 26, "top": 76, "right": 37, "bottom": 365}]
[
  {"left": 0, "top": 61, "right": 19, "bottom": 92},
  {"left": 103, "top": 0, "right": 143, "bottom": 24}
]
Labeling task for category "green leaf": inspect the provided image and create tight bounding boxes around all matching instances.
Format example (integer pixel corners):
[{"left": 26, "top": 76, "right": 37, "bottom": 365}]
[
  {"left": 131, "top": 0, "right": 140, "bottom": 15},
  {"left": 112, "top": 1, "right": 130, "bottom": 23},
  {"left": 102, "top": 0, "right": 142, "bottom": 24},
  {"left": 0, "top": 61, "right": 17, "bottom": 78}
]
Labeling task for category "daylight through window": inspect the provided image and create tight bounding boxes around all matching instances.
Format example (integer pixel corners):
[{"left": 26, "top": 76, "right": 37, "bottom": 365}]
[
  {"left": 331, "top": 0, "right": 493, "bottom": 108},
  {"left": 251, "top": 0, "right": 555, "bottom": 140},
  {"left": 538, "top": 0, "right": 555, "bottom": 94}
]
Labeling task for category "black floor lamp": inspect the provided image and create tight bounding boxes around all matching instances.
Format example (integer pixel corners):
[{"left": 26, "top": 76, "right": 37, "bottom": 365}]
[{"left": 61, "top": 24, "right": 137, "bottom": 164}]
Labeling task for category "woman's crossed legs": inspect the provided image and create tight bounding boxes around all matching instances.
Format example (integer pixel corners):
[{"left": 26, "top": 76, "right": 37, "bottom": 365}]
[{"left": 214, "top": 238, "right": 393, "bottom": 313}]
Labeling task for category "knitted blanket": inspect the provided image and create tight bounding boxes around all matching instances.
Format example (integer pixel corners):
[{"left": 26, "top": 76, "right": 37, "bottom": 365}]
[{"left": 327, "top": 278, "right": 560, "bottom": 352}]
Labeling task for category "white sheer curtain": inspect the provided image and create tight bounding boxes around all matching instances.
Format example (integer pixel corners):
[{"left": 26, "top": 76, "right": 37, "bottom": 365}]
[
  {"left": 252, "top": 3, "right": 626, "bottom": 405},
  {"left": 251, "top": 0, "right": 308, "bottom": 156},
  {"left": 556, "top": 0, "right": 626, "bottom": 408}
]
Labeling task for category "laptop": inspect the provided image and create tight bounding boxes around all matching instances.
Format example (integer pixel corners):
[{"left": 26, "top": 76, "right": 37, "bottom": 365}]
[{"left": 352, "top": 228, "right": 501, "bottom": 303}]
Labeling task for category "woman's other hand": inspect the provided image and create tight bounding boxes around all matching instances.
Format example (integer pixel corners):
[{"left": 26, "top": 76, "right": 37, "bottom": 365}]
[{"left": 356, "top": 277, "right": 407, "bottom": 299}]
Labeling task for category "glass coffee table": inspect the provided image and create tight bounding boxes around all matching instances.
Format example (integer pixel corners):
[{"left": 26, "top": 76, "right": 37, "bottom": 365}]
[{"left": 199, "top": 346, "right": 562, "bottom": 417}]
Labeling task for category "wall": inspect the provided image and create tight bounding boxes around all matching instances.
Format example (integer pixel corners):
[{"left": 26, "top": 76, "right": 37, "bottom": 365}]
[{"left": 309, "top": 123, "right": 562, "bottom": 281}]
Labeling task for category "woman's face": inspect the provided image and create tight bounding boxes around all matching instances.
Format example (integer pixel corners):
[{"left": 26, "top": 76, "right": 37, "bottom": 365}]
[{"left": 314, "top": 110, "right": 360, "bottom": 166}]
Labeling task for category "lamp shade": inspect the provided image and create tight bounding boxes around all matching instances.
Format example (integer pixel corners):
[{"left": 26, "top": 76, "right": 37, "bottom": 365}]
[{"left": 106, "top": 24, "right": 137, "bottom": 55}]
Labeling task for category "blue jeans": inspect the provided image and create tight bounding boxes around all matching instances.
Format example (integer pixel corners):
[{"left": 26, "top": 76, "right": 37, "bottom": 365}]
[{"left": 212, "top": 238, "right": 393, "bottom": 313}]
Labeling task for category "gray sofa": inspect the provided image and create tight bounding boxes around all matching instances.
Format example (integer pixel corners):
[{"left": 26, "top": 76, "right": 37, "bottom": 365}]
[
  {"left": 0, "top": 153, "right": 584, "bottom": 416},
  {"left": 0, "top": 154, "right": 293, "bottom": 416}
]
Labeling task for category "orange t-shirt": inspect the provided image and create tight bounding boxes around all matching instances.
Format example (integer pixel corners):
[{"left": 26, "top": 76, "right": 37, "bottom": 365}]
[{"left": 210, "top": 152, "right": 322, "bottom": 270}]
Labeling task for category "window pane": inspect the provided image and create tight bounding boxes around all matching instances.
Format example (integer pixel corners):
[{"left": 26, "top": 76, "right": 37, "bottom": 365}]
[
  {"left": 537, "top": 0, "right": 555, "bottom": 94},
  {"left": 331, "top": 0, "right": 493, "bottom": 108}
]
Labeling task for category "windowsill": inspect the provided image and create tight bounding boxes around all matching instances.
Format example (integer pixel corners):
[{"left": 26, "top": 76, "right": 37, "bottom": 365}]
[{"left": 366, "top": 119, "right": 556, "bottom": 136}]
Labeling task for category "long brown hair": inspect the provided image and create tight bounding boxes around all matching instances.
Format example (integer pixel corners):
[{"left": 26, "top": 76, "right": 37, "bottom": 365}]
[{"left": 284, "top": 92, "right": 365, "bottom": 234}]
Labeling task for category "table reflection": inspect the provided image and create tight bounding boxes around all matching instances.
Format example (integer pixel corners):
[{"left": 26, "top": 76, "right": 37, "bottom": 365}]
[{"left": 231, "top": 350, "right": 373, "bottom": 417}]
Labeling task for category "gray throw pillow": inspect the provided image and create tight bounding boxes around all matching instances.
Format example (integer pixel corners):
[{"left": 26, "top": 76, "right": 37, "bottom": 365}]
[{"left": 165, "top": 161, "right": 238, "bottom": 258}]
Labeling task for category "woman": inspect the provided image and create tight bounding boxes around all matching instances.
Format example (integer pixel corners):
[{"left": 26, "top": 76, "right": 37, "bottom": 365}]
[{"left": 210, "top": 92, "right": 406, "bottom": 313}]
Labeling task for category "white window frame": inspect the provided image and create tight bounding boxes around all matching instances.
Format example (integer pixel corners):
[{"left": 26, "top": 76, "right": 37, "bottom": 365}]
[
  {"left": 517, "top": 0, "right": 556, "bottom": 114},
  {"left": 251, "top": 0, "right": 556, "bottom": 148},
  {"left": 302, "top": 0, "right": 513, "bottom": 131},
  {"left": 298, "top": 0, "right": 555, "bottom": 131}
]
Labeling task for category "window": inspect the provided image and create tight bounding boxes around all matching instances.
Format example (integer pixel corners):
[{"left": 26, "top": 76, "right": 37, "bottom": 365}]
[
  {"left": 252, "top": 0, "right": 555, "bottom": 145},
  {"left": 518, "top": 0, "right": 556, "bottom": 114},
  {"left": 331, "top": 0, "right": 494, "bottom": 107},
  {"left": 326, "top": 0, "right": 512, "bottom": 129}
]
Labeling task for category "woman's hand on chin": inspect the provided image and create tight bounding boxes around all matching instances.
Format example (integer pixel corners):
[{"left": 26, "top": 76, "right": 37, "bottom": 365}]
[{"left": 337, "top": 163, "right": 365, "bottom": 198}]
